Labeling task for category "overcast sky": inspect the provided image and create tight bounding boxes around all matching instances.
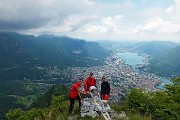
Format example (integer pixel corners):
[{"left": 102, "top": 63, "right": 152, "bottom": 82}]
[{"left": 0, "top": 0, "right": 180, "bottom": 42}]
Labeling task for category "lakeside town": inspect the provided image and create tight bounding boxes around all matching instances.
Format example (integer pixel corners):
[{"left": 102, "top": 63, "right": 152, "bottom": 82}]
[{"left": 46, "top": 52, "right": 162, "bottom": 102}]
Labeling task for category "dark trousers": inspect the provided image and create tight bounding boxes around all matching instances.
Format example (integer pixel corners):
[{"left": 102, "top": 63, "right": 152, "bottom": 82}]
[{"left": 68, "top": 96, "right": 81, "bottom": 113}]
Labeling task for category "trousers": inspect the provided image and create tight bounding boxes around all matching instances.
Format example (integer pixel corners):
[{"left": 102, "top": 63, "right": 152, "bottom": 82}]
[{"left": 68, "top": 95, "right": 81, "bottom": 113}]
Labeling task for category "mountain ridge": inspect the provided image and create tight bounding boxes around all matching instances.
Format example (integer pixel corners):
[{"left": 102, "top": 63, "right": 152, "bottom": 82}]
[
  {"left": 147, "top": 46, "right": 180, "bottom": 77},
  {"left": 0, "top": 32, "right": 110, "bottom": 81}
]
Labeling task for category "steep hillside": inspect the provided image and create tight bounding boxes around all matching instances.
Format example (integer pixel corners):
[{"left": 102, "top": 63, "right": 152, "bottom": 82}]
[
  {"left": 135, "top": 41, "right": 179, "bottom": 56},
  {"left": 6, "top": 78, "right": 180, "bottom": 120},
  {"left": 97, "top": 40, "right": 136, "bottom": 50},
  {"left": 0, "top": 32, "right": 111, "bottom": 120},
  {"left": 147, "top": 46, "right": 180, "bottom": 77},
  {"left": 0, "top": 32, "right": 110, "bottom": 81}
]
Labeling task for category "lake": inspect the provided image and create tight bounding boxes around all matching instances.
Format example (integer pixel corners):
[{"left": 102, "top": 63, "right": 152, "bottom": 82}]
[
  {"left": 156, "top": 78, "right": 173, "bottom": 89},
  {"left": 117, "top": 52, "right": 172, "bottom": 89},
  {"left": 117, "top": 52, "right": 145, "bottom": 67}
]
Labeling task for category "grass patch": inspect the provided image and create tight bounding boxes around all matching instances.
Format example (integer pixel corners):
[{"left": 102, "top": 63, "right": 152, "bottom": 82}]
[
  {"left": 110, "top": 103, "right": 151, "bottom": 120},
  {"left": 110, "top": 103, "right": 128, "bottom": 113},
  {"left": 127, "top": 111, "right": 151, "bottom": 120}
]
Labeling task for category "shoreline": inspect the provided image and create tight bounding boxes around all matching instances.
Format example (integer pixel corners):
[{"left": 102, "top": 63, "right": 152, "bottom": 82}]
[{"left": 116, "top": 51, "right": 172, "bottom": 90}]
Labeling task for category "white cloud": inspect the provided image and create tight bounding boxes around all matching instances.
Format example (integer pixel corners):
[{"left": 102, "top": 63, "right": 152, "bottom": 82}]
[
  {"left": 165, "top": 5, "right": 174, "bottom": 14},
  {"left": 0, "top": 0, "right": 180, "bottom": 42},
  {"left": 115, "top": 15, "right": 124, "bottom": 21},
  {"left": 82, "top": 24, "right": 107, "bottom": 33},
  {"left": 103, "top": 17, "right": 115, "bottom": 26},
  {"left": 58, "top": 14, "right": 99, "bottom": 32},
  {"left": 173, "top": 0, "right": 180, "bottom": 21},
  {"left": 0, "top": 0, "right": 96, "bottom": 29},
  {"left": 129, "top": 17, "right": 180, "bottom": 34},
  {"left": 102, "top": 16, "right": 123, "bottom": 33}
]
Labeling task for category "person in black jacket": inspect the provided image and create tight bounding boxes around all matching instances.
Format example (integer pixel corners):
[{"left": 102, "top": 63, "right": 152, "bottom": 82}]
[{"left": 100, "top": 76, "right": 110, "bottom": 100}]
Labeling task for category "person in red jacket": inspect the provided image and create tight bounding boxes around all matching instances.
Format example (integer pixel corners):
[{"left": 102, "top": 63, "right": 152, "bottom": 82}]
[
  {"left": 69, "top": 78, "right": 86, "bottom": 114},
  {"left": 84, "top": 72, "right": 96, "bottom": 94}
]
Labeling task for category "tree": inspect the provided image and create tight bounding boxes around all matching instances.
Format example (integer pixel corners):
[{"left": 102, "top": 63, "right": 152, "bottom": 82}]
[{"left": 128, "top": 77, "right": 180, "bottom": 120}]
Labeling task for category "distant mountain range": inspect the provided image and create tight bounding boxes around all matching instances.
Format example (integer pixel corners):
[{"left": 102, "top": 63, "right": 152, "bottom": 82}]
[
  {"left": 134, "top": 41, "right": 180, "bottom": 77},
  {"left": 0, "top": 32, "right": 179, "bottom": 79},
  {"left": 0, "top": 32, "right": 111, "bottom": 119},
  {"left": 97, "top": 40, "right": 136, "bottom": 50},
  {"left": 98, "top": 40, "right": 180, "bottom": 77},
  {"left": 146, "top": 46, "right": 180, "bottom": 77},
  {"left": 0, "top": 32, "right": 110, "bottom": 81},
  {"left": 135, "top": 41, "right": 180, "bottom": 56}
]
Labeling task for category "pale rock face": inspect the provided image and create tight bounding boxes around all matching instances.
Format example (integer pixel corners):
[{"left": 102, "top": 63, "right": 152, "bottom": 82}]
[
  {"left": 81, "top": 98, "right": 100, "bottom": 117},
  {"left": 80, "top": 88, "right": 111, "bottom": 118}
]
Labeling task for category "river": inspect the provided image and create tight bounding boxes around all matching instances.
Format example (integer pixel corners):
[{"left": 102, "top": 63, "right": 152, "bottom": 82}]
[{"left": 117, "top": 52, "right": 172, "bottom": 89}]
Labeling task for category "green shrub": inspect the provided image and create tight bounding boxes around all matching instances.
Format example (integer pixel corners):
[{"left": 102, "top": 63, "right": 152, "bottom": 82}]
[{"left": 127, "top": 77, "right": 180, "bottom": 120}]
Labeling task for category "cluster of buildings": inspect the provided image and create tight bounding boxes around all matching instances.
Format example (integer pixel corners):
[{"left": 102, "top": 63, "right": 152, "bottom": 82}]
[{"left": 57, "top": 54, "right": 162, "bottom": 102}]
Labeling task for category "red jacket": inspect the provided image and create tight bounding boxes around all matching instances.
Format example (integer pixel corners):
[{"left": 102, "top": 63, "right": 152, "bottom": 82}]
[
  {"left": 84, "top": 77, "right": 96, "bottom": 92},
  {"left": 69, "top": 82, "right": 80, "bottom": 98}
]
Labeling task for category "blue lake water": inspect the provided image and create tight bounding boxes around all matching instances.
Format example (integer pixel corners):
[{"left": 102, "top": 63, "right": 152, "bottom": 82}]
[
  {"left": 117, "top": 52, "right": 145, "bottom": 67},
  {"left": 156, "top": 78, "right": 173, "bottom": 89},
  {"left": 117, "top": 52, "right": 172, "bottom": 89}
]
